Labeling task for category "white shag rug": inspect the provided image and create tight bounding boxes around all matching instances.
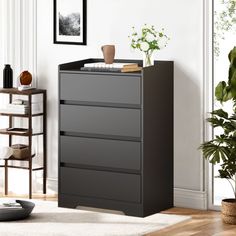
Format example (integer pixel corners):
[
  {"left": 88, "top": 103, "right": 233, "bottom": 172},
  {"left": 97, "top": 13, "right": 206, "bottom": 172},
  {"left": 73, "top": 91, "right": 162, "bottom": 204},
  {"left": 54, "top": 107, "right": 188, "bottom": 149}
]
[{"left": 0, "top": 200, "right": 191, "bottom": 236}]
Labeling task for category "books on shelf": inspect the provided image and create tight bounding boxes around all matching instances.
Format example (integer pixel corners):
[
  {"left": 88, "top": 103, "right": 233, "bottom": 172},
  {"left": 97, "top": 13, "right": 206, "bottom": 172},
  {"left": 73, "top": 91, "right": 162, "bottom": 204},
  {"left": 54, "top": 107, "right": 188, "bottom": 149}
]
[
  {"left": 6, "top": 104, "right": 29, "bottom": 114},
  {"left": 121, "top": 67, "right": 142, "bottom": 73},
  {"left": 6, "top": 128, "right": 29, "bottom": 134},
  {"left": 81, "top": 62, "right": 142, "bottom": 73},
  {"left": 18, "top": 85, "right": 35, "bottom": 91},
  {"left": 84, "top": 62, "right": 139, "bottom": 69},
  {"left": 0, "top": 99, "right": 42, "bottom": 115}
]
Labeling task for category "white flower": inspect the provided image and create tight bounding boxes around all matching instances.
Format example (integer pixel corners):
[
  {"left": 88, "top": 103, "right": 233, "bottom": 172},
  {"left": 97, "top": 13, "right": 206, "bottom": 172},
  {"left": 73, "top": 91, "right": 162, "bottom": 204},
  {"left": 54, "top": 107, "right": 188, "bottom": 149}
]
[
  {"left": 140, "top": 42, "right": 149, "bottom": 52},
  {"left": 146, "top": 33, "right": 155, "bottom": 42},
  {"left": 158, "top": 36, "right": 168, "bottom": 49}
]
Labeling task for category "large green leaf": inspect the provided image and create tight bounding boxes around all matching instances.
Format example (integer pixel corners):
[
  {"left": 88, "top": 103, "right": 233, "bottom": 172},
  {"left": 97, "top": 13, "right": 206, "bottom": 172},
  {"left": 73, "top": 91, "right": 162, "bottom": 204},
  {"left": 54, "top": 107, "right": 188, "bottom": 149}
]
[
  {"left": 218, "top": 169, "right": 232, "bottom": 179},
  {"left": 228, "top": 47, "right": 236, "bottom": 98},
  {"left": 199, "top": 141, "right": 231, "bottom": 164},
  {"left": 207, "top": 117, "right": 224, "bottom": 127},
  {"left": 211, "top": 109, "right": 229, "bottom": 119},
  {"left": 228, "top": 46, "right": 236, "bottom": 63},
  {"left": 215, "top": 81, "right": 227, "bottom": 101}
]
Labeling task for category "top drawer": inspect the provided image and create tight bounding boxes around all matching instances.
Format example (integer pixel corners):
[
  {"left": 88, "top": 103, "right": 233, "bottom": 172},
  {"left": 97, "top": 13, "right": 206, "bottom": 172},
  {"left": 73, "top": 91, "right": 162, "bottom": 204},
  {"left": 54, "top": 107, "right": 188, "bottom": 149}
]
[{"left": 60, "top": 73, "right": 141, "bottom": 105}]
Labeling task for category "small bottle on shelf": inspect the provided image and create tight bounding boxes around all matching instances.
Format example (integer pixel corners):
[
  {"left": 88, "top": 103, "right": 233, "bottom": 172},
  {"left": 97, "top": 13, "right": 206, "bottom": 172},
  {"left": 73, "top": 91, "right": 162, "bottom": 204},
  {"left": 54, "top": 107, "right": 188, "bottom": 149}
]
[{"left": 3, "top": 64, "right": 13, "bottom": 88}]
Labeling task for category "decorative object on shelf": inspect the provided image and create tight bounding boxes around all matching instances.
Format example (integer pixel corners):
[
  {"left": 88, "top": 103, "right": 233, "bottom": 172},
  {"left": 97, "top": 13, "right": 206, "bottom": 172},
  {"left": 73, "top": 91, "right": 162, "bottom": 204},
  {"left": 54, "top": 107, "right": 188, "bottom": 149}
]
[
  {"left": 101, "top": 45, "right": 115, "bottom": 64},
  {"left": 129, "top": 24, "right": 170, "bottom": 67},
  {"left": 199, "top": 47, "right": 236, "bottom": 225},
  {"left": 0, "top": 200, "right": 35, "bottom": 221},
  {"left": 53, "top": 0, "right": 87, "bottom": 45},
  {"left": 11, "top": 144, "right": 30, "bottom": 160},
  {"left": 17, "top": 70, "right": 33, "bottom": 91},
  {"left": 20, "top": 71, "right": 32, "bottom": 85},
  {"left": 3, "top": 64, "right": 13, "bottom": 88},
  {"left": 18, "top": 86, "right": 34, "bottom": 91}
]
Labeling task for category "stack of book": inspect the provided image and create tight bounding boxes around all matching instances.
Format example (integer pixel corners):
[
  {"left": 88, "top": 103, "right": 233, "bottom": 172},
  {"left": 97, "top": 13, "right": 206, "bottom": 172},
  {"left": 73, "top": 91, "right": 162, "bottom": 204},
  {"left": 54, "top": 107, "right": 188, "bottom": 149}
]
[
  {"left": 80, "top": 62, "right": 142, "bottom": 73},
  {"left": 0, "top": 99, "right": 42, "bottom": 115},
  {"left": 3, "top": 99, "right": 29, "bottom": 115}
]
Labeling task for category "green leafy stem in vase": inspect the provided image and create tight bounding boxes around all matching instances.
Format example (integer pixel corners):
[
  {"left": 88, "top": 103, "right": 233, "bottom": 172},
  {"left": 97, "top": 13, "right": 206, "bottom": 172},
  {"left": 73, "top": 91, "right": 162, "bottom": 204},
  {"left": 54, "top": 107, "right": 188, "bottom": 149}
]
[{"left": 128, "top": 24, "right": 170, "bottom": 66}]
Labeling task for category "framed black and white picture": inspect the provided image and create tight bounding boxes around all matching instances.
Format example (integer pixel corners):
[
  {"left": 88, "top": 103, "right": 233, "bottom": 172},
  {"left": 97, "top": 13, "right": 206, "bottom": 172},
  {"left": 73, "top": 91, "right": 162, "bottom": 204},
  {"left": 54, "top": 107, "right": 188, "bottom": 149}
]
[{"left": 54, "top": 0, "right": 87, "bottom": 45}]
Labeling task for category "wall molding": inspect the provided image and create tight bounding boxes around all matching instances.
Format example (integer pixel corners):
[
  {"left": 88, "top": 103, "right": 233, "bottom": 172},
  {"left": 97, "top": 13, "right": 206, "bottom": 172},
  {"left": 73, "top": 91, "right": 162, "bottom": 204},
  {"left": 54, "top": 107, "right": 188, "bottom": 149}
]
[
  {"left": 203, "top": 0, "right": 213, "bottom": 209},
  {"left": 174, "top": 188, "right": 207, "bottom": 210}
]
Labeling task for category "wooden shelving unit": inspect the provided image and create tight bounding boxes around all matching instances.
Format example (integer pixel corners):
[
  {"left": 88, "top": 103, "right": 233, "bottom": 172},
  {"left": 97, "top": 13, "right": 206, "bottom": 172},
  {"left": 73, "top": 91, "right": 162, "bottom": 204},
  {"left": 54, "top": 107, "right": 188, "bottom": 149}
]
[{"left": 0, "top": 88, "right": 47, "bottom": 199}]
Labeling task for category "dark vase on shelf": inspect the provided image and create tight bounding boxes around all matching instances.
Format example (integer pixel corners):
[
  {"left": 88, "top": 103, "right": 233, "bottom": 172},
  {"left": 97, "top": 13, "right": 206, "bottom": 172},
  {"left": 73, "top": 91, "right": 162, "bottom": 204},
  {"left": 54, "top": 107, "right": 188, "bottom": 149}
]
[{"left": 3, "top": 64, "right": 13, "bottom": 88}]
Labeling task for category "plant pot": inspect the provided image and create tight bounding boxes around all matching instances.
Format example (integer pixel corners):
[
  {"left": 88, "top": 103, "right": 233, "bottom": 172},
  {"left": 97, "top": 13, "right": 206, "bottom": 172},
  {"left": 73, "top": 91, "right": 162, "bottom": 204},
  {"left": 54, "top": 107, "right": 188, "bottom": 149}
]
[{"left": 221, "top": 199, "right": 236, "bottom": 224}]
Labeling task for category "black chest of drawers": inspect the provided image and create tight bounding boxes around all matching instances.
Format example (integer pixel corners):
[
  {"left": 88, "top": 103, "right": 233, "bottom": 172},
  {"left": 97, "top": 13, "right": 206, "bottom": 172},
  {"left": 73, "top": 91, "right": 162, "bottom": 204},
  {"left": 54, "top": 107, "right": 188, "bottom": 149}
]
[{"left": 58, "top": 59, "right": 173, "bottom": 217}]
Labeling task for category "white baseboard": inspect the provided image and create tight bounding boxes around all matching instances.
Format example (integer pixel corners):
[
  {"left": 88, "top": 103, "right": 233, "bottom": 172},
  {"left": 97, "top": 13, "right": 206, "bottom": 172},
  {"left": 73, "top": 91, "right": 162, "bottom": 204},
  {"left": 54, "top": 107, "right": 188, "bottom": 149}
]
[{"left": 174, "top": 188, "right": 207, "bottom": 210}]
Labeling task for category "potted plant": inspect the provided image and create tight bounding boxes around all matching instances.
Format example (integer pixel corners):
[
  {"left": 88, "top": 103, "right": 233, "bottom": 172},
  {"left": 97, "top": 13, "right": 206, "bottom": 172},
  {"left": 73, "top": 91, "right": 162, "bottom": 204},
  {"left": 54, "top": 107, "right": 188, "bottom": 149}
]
[{"left": 200, "top": 46, "right": 236, "bottom": 224}]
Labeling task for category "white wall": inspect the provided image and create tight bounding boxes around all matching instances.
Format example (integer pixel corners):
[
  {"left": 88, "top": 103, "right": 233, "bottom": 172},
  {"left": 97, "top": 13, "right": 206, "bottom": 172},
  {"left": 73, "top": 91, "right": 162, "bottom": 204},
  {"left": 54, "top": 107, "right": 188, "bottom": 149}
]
[
  {"left": 37, "top": 0, "right": 204, "bottom": 190},
  {"left": 37, "top": 0, "right": 206, "bottom": 205},
  {"left": 0, "top": 0, "right": 207, "bottom": 207}
]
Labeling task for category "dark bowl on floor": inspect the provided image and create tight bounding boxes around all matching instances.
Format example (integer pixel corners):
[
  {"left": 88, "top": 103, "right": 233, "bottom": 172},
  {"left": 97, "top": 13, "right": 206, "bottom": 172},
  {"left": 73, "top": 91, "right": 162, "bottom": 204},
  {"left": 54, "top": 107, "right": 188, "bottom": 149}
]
[{"left": 0, "top": 200, "right": 35, "bottom": 221}]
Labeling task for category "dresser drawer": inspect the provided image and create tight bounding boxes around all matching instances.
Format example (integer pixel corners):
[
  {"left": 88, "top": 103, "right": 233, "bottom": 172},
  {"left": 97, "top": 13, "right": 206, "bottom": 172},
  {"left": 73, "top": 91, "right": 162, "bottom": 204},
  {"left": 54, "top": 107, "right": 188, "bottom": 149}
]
[
  {"left": 60, "top": 167, "right": 141, "bottom": 203},
  {"left": 60, "top": 105, "right": 141, "bottom": 138},
  {"left": 60, "top": 73, "right": 141, "bottom": 105},
  {"left": 60, "top": 136, "right": 141, "bottom": 170}
]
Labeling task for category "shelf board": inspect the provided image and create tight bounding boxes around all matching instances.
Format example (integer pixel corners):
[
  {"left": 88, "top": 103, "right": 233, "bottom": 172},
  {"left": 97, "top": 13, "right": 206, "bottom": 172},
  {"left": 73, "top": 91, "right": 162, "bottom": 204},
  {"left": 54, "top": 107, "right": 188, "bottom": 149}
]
[
  {"left": 0, "top": 154, "right": 44, "bottom": 171},
  {"left": 0, "top": 154, "right": 44, "bottom": 170},
  {"left": 32, "top": 132, "right": 43, "bottom": 136},
  {"left": 0, "top": 128, "right": 30, "bottom": 136},
  {"left": 0, "top": 129, "right": 44, "bottom": 136},
  {"left": 7, "top": 153, "right": 36, "bottom": 161},
  {"left": 0, "top": 112, "right": 44, "bottom": 117},
  {"left": 0, "top": 165, "right": 44, "bottom": 171},
  {"left": 0, "top": 88, "right": 46, "bottom": 95},
  {"left": 0, "top": 112, "right": 29, "bottom": 117}
]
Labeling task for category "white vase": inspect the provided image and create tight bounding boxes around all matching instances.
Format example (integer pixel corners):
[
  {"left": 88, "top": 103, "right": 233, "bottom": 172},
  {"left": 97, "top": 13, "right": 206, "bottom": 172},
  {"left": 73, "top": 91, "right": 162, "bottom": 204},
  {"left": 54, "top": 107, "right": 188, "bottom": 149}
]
[{"left": 143, "top": 51, "right": 154, "bottom": 67}]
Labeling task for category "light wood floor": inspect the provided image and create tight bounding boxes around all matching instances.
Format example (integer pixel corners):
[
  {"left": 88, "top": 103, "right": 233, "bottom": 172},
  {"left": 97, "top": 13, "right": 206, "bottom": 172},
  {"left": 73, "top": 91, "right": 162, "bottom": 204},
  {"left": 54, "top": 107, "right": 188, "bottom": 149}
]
[
  {"left": 149, "top": 208, "right": 236, "bottom": 236},
  {"left": 0, "top": 193, "right": 57, "bottom": 201},
  {"left": 1, "top": 194, "right": 236, "bottom": 235}
]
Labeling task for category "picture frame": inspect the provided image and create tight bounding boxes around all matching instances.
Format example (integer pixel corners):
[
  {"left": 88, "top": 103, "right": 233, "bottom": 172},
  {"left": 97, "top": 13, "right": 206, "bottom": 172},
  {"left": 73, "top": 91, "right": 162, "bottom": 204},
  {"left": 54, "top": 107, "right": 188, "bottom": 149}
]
[{"left": 53, "top": 0, "right": 87, "bottom": 45}]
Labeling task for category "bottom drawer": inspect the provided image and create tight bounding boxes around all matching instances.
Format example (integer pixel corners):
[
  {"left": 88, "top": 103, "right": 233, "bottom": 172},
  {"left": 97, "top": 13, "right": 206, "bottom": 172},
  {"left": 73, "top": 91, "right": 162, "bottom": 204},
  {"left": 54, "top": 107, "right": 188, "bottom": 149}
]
[{"left": 60, "top": 167, "right": 141, "bottom": 203}]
